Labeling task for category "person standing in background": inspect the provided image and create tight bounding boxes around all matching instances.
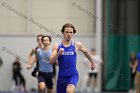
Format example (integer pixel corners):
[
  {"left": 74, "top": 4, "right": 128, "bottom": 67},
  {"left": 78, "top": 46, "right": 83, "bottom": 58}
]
[
  {"left": 128, "top": 52, "right": 137, "bottom": 93},
  {"left": 133, "top": 52, "right": 140, "bottom": 93},
  {"left": 83, "top": 48, "right": 102, "bottom": 92},
  {"left": 0, "top": 57, "right": 3, "bottom": 68},
  {"left": 12, "top": 57, "right": 26, "bottom": 91}
]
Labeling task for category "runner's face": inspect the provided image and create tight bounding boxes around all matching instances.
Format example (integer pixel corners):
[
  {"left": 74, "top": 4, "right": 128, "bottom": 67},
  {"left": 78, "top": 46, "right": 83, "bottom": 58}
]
[
  {"left": 37, "top": 36, "right": 42, "bottom": 46},
  {"left": 63, "top": 27, "right": 74, "bottom": 41},
  {"left": 43, "top": 37, "right": 50, "bottom": 46}
]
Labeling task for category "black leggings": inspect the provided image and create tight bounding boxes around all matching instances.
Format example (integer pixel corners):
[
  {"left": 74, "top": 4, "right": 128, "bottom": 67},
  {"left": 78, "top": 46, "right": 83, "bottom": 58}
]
[{"left": 13, "top": 73, "right": 26, "bottom": 88}]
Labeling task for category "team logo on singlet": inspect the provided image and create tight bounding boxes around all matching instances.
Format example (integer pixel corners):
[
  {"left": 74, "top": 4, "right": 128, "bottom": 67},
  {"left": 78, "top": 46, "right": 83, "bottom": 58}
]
[
  {"left": 61, "top": 51, "right": 74, "bottom": 55},
  {"left": 42, "top": 57, "right": 49, "bottom": 63}
]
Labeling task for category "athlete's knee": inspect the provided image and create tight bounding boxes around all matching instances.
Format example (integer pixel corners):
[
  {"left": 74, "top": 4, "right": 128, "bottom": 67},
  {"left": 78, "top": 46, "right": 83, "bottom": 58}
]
[
  {"left": 66, "top": 84, "right": 75, "bottom": 93},
  {"left": 66, "top": 89, "right": 75, "bottom": 93},
  {"left": 67, "top": 90, "right": 75, "bottom": 93},
  {"left": 38, "top": 82, "right": 46, "bottom": 90}
]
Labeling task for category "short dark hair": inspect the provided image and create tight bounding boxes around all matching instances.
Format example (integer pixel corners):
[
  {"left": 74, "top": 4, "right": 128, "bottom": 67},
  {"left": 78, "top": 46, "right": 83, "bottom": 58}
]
[
  {"left": 37, "top": 34, "right": 43, "bottom": 41},
  {"left": 61, "top": 23, "right": 76, "bottom": 34},
  {"left": 42, "top": 35, "right": 52, "bottom": 42}
]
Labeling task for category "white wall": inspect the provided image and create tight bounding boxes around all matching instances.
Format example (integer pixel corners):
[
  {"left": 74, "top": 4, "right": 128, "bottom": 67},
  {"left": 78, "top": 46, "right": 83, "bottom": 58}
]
[
  {"left": 0, "top": 0, "right": 27, "bottom": 34},
  {"left": 0, "top": 0, "right": 95, "bottom": 34},
  {"left": 0, "top": 34, "right": 95, "bottom": 91}
]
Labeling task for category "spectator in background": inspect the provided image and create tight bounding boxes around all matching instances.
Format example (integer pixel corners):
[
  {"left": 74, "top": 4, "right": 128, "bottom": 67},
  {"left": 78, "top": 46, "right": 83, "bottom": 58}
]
[
  {"left": 83, "top": 48, "right": 102, "bottom": 92},
  {"left": 129, "top": 52, "right": 137, "bottom": 92},
  {"left": 133, "top": 52, "right": 140, "bottom": 93},
  {"left": 0, "top": 57, "right": 3, "bottom": 68},
  {"left": 12, "top": 57, "right": 26, "bottom": 91}
]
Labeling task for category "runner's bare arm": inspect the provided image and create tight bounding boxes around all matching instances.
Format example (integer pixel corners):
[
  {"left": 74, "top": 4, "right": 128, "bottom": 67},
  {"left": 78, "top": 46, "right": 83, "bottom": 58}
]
[{"left": 76, "top": 42, "right": 96, "bottom": 70}]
